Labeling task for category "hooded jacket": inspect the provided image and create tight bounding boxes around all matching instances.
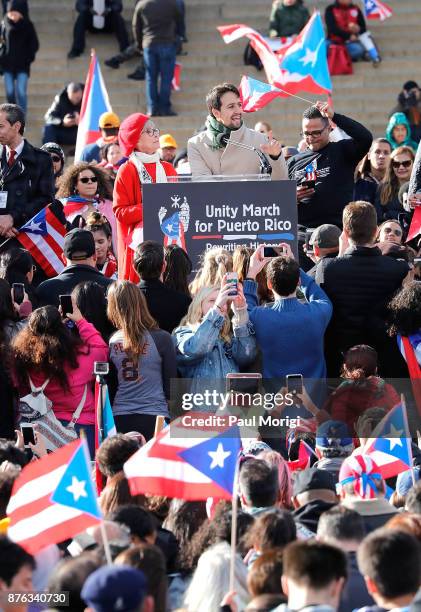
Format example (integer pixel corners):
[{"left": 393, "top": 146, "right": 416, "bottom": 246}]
[
  {"left": 386, "top": 112, "right": 418, "bottom": 151},
  {"left": 269, "top": 1, "right": 310, "bottom": 37},
  {"left": 0, "top": 12, "right": 38, "bottom": 75}
]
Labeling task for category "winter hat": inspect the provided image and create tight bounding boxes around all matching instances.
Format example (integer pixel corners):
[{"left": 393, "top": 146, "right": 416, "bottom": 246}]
[
  {"left": 118, "top": 113, "right": 149, "bottom": 157},
  {"left": 41, "top": 142, "right": 65, "bottom": 165},
  {"left": 338, "top": 454, "right": 382, "bottom": 499}
]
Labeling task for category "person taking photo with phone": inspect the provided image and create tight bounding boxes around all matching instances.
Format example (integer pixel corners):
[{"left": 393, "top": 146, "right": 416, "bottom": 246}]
[
  {"left": 244, "top": 243, "right": 332, "bottom": 383},
  {"left": 173, "top": 275, "right": 256, "bottom": 404}
]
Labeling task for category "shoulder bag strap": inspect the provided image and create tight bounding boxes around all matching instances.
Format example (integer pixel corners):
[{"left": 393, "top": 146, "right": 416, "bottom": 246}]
[
  {"left": 69, "top": 384, "right": 88, "bottom": 426},
  {"left": 28, "top": 376, "right": 50, "bottom": 394}
]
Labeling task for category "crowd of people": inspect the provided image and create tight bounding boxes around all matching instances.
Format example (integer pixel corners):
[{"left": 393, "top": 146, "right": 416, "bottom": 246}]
[{"left": 0, "top": 1, "right": 419, "bottom": 612}]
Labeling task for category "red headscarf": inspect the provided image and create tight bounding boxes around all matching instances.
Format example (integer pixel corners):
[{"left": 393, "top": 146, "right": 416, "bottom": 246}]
[{"left": 118, "top": 113, "right": 149, "bottom": 157}]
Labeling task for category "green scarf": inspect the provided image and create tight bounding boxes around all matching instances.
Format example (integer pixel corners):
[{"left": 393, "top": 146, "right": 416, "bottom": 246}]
[{"left": 205, "top": 114, "right": 242, "bottom": 150}]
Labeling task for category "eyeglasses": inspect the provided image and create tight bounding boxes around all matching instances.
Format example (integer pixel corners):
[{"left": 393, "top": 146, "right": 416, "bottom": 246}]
[
  {"left": 383, "top": 227, "right": 402, "bottom": 236},
  {"left": 300, "top": 127, "right": 328, "bottom": 139},
  {"left": 392, "top": 160, "right": 412, "bottom": 169},
  {"left": 142, "top": 127, "right": 160, "bottom": 137},
  {"left": 50, "top": 155, "right": 61, "bottom": 163},
  {"left": 79, "top": 176, "right": 98, "bottom": 184}
]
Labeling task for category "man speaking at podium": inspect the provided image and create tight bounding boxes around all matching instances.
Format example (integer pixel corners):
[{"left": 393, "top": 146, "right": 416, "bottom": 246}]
[{"left": 188, "top": 83, "right": 288, "bottom": 179}]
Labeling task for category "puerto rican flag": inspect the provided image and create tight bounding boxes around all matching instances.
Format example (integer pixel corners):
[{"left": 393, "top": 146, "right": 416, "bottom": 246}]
[
  {"left": 94, "top": 379, "right": 117, "bottom": 493},
  {"left": 124, "top": 418, "right": 242, "bottom": 501},
  {"left": 75, "top": 51, "right": 112, "bottom": 161},
  {"left": 16, "top": 206, "right": 66, "bottom": 277},
  {"left": 161, "top": 211, "right": 187, "bottom": 250},
  {"left": 364, "top": 0, "right": 393, "bottom": 21},
  {"left": 62, "top": 195, "right": 92, "bottom": 223},
  {"left": 406, "top": 207, "right": 421, "bottom": 243},
  {"left": 363, "top": 402, "right": 413, "bottom": 479},
  {"left": 239, "top": 75, "right": 284, "bottom": 112},
  {"left": 218, "top": 24, "right": 283, "bottom": 86},
  {"left": 172, "top": 62, "right": 182, "bottom": 91},
  {"left": 7, "top": 440, "right": 101, "bottom": 555},
  {"left": 287, "top": 440, "right": 314, "bottom": 472}
]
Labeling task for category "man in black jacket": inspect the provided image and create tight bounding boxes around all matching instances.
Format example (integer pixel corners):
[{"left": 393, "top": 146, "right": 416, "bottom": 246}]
[
  {"left": 134, "top": 240, "right": 191, "bottom": 334},
  {"left": 36, "top": 228, "right": 112, "bottom": 307},
  {"left": 0, "top": 103, "right": 55, "bottom": 238},
  {"left": 42, "top": 82, "right": 83, "bottom": 145},
  {"left": 319, "top": 201, "right": 409, "bottom": 376},
  {"left": 68, "top": 0, "right": 129, "bottom": 59},
  {"left": 288, "top": 101, "right": 372, "bottom": 269}
]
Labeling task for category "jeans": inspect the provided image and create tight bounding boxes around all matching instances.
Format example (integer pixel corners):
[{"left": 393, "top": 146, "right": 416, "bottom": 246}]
[
  {"left": 42, "top": 123, "right": 78, "bottom": 145},
  {"left": 71, "top": 10, "right": 129, "bottom": 53},
  {"left": 3, "top": 72, "right": 28, "bottom": 114},
  {"left": 143, "top": 43, "right": 176, "bottom": 114},
  {"left": 326, "top": 39, "right": 365, "bottom": 62}
]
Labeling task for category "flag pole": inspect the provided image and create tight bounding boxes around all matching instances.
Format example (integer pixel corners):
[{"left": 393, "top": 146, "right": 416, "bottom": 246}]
[
  {"left": 229, "top": 456, "right": 240, "bottom": 593},
  {"left": 154, "top": 415, "right": 166, "bottom": 437},
  {"left": 100, "top": 520, "right": 113, "bottom": 566},
  {"left": 401, "top": 394, "right": 416, "bottom": 486}
]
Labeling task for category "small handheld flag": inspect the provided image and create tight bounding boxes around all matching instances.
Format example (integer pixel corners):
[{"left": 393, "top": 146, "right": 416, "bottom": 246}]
[
  {"left": 124, "top": 418, "right": 242, "bottom": 500},
  {"left": 364, "top": 0, "right": 393, "bottom": 21},
  {"left": 7, "top": 440, "right": 101, "bottom": 554},
  {"left": 16, "top": 206, "right": 67, "bottom": 278}
]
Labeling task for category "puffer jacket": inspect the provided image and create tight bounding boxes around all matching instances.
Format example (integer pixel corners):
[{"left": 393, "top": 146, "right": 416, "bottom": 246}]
[{"left": 269, "top": 1, "right": 310, "bottom": 37}]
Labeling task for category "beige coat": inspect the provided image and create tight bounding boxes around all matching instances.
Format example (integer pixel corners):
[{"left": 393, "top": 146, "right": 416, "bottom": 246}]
[{"left": 187, "top": 123, "right": 288, "bottom": 179}]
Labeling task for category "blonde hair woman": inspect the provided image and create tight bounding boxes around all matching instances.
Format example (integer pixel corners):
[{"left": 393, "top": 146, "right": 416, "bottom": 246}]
[
  {"left": 189, "top": 248, "right": 233, "bottom": 295},
  {"left": 107, "top": 281, "right": 177, "bottom": 440},
  {"left": 173, "top": 280, "right": 256, "bottom": 409},
  {"left": 375, "top": 146, "right": 415, "bottom": 222}
]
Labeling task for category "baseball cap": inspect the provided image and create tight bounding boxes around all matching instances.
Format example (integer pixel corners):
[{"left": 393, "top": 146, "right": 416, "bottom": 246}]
[
  {"left": 99, "top": 111, "right": 120, "bottom": 129},
  {"left": 159, "top": 133, "right": 177, "bottom": 149},
  {"left": 81, "top": 565, "right": 147, "bottom": 612},
  {"left": 396, "top": 467, "right": 421, "bottom": 497},
  {"left": 63, "top": 228, "right": 95, "bottom": 260},
  {"left": 293, "top": 467, "right": 336, "bottom": 496},
  {"left": 316, "top": 420, "right": 353, "bottom": 452},
  {"left": 310, "top": 224, "right": 341, "bottom": 249}
]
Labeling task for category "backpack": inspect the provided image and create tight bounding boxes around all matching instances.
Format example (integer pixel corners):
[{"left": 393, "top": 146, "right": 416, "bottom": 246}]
[{"left": 19, "top": 377, "right": 87, "bottom": 451}]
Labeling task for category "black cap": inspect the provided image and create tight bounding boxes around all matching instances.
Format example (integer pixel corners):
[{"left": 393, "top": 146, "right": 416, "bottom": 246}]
[
  {"left": 310, "top": 224, "right": 341, "bottom": 249},
  {"left": 7, "top": 0, "right": 28, "bottom": 15},
  {"left": 293, "top": 467, "right": 336, "bottom": 496},
  {"left": 63, "top": 228, "right": 95, "bottom": 260}
]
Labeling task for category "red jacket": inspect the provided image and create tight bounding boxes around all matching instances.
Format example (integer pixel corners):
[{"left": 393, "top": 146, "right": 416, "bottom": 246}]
[
  {"left": 324, "top": 376, "right": 399, "bottom": 435},
  {"left": 325, "top": 2, "right": 366, "bottom": 43},
  {"left": 112, "top": 159, "right": 177, "bottom": 282}
]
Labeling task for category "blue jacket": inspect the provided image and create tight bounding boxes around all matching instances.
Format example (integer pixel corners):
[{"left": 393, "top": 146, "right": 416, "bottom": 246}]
[
  {"left": 173, "top": 307, "right": 256, "bottom": 394},
  {"left": 244, "top": 271, "right": 332, "bottom": 380}
]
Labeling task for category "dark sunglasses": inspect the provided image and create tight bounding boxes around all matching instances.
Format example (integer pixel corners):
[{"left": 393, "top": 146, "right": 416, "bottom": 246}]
[
  {"left": 50, "top": 155, "right": 61, "bottom": 163},
  {"left": 383, "top": 227, "right": 402, "bottom": 236},
  {"left": 392, "top": 160, "right": 412, "bottom": 169},
  {"left": 79, "top": 176, "right": 98, "bottom": 184}
]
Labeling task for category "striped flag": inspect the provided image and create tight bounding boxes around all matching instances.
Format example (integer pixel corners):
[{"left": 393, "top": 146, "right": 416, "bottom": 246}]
[
  {"left": 75, "top": 51, "right": 112, "bottom": 161},
  {"left": 239, "top": 75, "right": 284, "bottom": 112},
  {"left": 218, "top": 24, "right": 283, "bottom": 85},
  {"left": 16, "top": 206, "right": 66, "bottom": 277},
  {"left": 287, "top": 440, "right": 313, "bottom": 472},
  {"left": 7, "top": 440, "right": 101, "bottom": 555},
  {"left": 124, "top": 419, "right": 242, "bottom": 501},
  {"left": 172, "top": 62, "right": 182, "bottom": 91},
  {"left": 363, "top": 402, "right": 413, "bottom": 479},
  {"left": 364, "top": 0, "right": 393, "bottom": 21}
]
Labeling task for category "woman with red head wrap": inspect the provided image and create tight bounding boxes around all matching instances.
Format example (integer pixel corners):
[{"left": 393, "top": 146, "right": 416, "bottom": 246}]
[{"left": 113, "top": 113, "right": 177, "bottom": 281}]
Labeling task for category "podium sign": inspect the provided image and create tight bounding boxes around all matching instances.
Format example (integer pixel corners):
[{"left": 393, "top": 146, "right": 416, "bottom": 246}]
[{"left": 142, "top": 180, "right": 297, "bottom": 272}]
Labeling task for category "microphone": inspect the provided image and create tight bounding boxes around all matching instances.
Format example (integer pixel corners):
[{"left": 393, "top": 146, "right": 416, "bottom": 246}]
[{"left": 225, "top": 138, "right": 273, "bottom": 175}]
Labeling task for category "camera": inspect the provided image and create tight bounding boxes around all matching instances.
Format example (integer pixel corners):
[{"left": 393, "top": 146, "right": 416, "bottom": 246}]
[{"left": 94, "top": 361, "right": 109, "bottom": 376}]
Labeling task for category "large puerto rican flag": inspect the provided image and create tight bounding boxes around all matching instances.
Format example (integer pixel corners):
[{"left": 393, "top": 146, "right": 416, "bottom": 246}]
[
  {"left": 75, "top": 51, "right": 112, "bottom": 161},
  {"left": 7, "top": 440, "right": 101, "bottom": 554},
  {"left": 124, "top": 418, "right": 242, "bottom": 501},
  {"left": 16, "top": 206, "right": 66, "bottom": 277}
]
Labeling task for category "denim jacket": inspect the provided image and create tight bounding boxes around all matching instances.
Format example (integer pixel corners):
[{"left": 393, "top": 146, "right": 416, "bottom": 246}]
[{"left": 173, "top": 307, "right": 256, "bottom": 401}]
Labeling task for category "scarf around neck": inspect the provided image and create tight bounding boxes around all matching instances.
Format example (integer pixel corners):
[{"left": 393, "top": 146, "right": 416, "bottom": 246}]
[
  {"left": 129, "top": 151, "right": 168, "bottom": 185},
  {"left": 205, "top": 114, "right": 242, "bottom": 150}
]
